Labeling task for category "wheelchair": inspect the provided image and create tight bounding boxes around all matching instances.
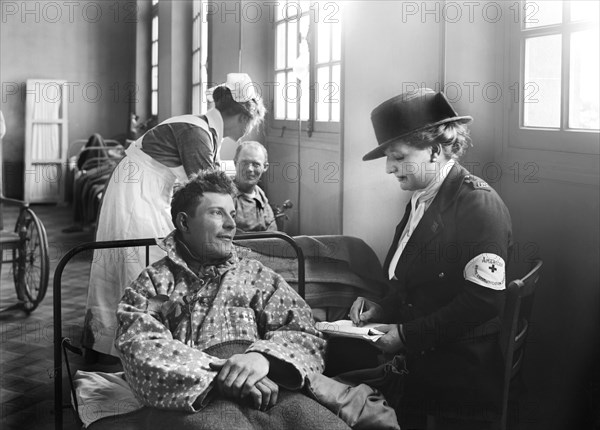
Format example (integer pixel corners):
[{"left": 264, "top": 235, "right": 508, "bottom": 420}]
[{"left": 0, "top": 194, "right": 50, "bottom": 312}]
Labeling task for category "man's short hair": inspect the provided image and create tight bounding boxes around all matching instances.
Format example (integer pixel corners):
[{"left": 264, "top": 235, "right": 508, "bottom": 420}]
[
  {"left": 233, "top": 141, "right": 269, "bottom": 165},
  {"left": 171, "top": 169, "right": 237, "bottom": 224}
]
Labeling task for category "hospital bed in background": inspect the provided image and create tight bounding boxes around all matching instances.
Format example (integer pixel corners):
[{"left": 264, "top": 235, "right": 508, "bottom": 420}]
[{"left": 63, "top": 135, "right": 125, "bottom": 232}]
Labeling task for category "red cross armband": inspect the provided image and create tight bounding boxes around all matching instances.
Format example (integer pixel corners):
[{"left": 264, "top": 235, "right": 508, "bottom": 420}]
[{"left": 463, "top": 253, "right": 506, "bottom": 290}]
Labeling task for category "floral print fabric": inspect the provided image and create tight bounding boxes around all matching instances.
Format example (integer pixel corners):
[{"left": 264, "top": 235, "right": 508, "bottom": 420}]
[{"left": 115, "top": 231, "right": 326, "bottom": 411}]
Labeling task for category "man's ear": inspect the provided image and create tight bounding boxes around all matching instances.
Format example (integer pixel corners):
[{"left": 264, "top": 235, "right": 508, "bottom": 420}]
[
  {"left": 175, "top": 212, "right": 189, "bottom": 232},
  {"left": 263, "top": 162, "right": 269, "bottom": 172}
]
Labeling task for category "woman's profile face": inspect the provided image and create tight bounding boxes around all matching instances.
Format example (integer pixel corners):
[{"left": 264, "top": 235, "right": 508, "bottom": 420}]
[{"left": 384, "top": 140, "right": 438, "bottom": 191}]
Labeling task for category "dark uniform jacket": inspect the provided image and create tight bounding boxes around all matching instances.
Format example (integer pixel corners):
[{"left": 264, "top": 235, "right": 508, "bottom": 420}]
[{"left": 380, "top": 162, "right": 513, "bottom": 415}]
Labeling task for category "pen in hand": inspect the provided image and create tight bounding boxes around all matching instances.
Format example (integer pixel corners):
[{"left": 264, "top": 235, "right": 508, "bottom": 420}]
[{"left": 354, "top": 300, "right": 365, "bottom": 326}]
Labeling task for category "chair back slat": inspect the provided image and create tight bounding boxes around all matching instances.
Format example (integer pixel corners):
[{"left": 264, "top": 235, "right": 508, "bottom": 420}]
[
  {"left": 514, "top": 319, "right": 529, "bottom": 348},
  {"left": 498, "top": 259, "right": 542, "bottom": 430},
  {"left": 510, "top": 349, "right": 524, "bottom": 379}
]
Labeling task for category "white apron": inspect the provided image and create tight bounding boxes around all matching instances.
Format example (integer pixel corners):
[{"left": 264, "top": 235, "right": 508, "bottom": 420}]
[{"left": 83, "top": 115, "right": 214, "bottom": 356}]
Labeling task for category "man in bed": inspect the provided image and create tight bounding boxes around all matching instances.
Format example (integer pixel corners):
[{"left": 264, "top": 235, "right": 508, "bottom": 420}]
[
  {"left": 112, "top": 169, "right": 350, "bottom": 430},
  {"left": 232, "top": 141, "right": 277, "bottom": 232}
]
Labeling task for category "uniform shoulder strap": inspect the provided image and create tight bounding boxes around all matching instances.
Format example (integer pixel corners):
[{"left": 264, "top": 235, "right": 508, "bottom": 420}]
[{"left": 463, "top": 174, "right": 491, "bottom": 191}]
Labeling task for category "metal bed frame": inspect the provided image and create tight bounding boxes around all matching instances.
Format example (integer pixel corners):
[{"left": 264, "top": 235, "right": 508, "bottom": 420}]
[{"left": 53, "top": 231, "right": 305, "bottom": 430}]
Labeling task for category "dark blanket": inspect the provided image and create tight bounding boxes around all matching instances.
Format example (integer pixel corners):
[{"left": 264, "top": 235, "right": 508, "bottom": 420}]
[
  {"left": 234, "top": 235, "right": 390, "bottom": 312},
  {"left": 88, "top": 390, "right": 351, "bottom": 430}
]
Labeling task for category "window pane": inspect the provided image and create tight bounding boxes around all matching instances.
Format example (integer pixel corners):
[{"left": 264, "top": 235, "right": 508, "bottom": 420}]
[
  {"left": 193, "top": 18, "right": 199, "bottom": 50},
  {"left": 300, "top": 74, "right": 309, "bottom": 121},
  {"left": 332, "top": 21, "right": 342, "bottom": 62},
  {"left": 275, "top": 72, "right": 286, "bottom": 119},
  {"left": 192, "top": 85, "right": 200, "bottom": 115},
  {"left": 192, "top": 51, "right": 199, "bottom": 83},
  {"left": 524, "top": 35, "right": 562, "bottom": 128},
  {"left": 151, "top": 91, "right": 158, "bottom": 116},
  {"left": 201, "top": 17, "right": 208, "bottom": 63},
  {"left": 299, "top": 13, "right": 309, "bottom": 39},
  {"left": 151, "top": 66, "right": 158, "bottom": 90},
  {"left": 201, "top": 68, "right": 208, "bottom": 113},
  {"left": 525, "top": 1, "right": 562, "bottom": 28},
  {"left": 287, "top": 20, "right": 297, "bottom": 68},
  {"left": 282, "top": 1, "right": 302, "bottom": 19},
  {"left": 298, "top": 0, "right": 310, "bottom": 15},
  {"left": 201, "top": 67, "right": 208, "bottom": 87},
  {"left": 316, "top": 66, "right": 330, "bottom": 121},
  {"left": 193, "top": 0, "right": 200, "bottom": 17},
  {"left": 569, "top": 29, "right": 600, "bottom": 129},
  {"left": 286, "top": 71, "right": 298, "bottom": 120},
  {"left": 152, "top": 41, "right": 158, "bottom": 65},
  {"left": 570, "top": 1, "right": 599, "bottom": 22},
  {"left": 276, "top": 1, "right": 285, "bottom": 21},
  {"left": 331, "top": 64, "right": 341, "bottom": 122},
  {"left": 152, "top": 16, "right": 159, "bottom": 40},
  {"left": 276, "top": 23, "right": 286, "bottom": 69},
  {"left": 317, "top": 22, "right": 331, "bottom": 63}
]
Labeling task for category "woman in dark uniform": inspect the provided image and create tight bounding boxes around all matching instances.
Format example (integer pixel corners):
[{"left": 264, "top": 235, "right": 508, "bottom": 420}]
[{"left": 349, "top": 88, "right": 513, "bottom": 423}]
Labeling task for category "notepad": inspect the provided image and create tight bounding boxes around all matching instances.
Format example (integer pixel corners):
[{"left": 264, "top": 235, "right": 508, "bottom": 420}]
[{"left": 315, "top": 320, "right": 385, "bottom": 342}]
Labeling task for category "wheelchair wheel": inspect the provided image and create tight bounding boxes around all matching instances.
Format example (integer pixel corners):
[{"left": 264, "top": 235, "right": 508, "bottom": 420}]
[{"left": 12, "top": 208, "right": 50, "bottom": 312}]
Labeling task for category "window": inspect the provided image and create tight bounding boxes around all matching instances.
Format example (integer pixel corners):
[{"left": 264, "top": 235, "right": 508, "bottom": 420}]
[
  {"left": 191, "top": 0, "right": 209, "bottom": 115},
  {"left": 272, "top": 1, "right": 342, "bottom": 133},
  {"left": 518, "top": 0, "right": 598, "bottom": 131},
  {"left": 150, "top": 0, "right": 159, "bottom": 116}
]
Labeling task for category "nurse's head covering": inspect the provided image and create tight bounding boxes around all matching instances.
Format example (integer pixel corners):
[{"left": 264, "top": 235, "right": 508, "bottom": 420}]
[
  {"left": 207, "top": 73, "right": 260, "bottom": 104},
  {"left": 207, "top": 73, "right": 266, "bottom": 132}
]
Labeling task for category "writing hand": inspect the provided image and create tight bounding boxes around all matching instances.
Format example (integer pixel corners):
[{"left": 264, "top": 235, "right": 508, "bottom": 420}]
[{"left": 349, "top": 297, "right": 384, "bottom": 326}]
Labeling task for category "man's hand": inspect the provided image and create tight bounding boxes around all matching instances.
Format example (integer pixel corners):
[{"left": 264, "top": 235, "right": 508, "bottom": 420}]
[
  {"left": 210, "top": 352, "right": 270, "bottom": 400},
  {"left": 349, "top": 297, "right": 384, "bottom": 326},
  {"left": 373, "top": 324, "right": 404, "bottom": 353},
  {"left": 247, "top": 376, "right": 279, "bottom": 411}
]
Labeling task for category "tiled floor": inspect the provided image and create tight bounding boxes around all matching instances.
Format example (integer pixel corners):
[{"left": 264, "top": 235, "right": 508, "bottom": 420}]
[{"left": 1, "top": 203, "right": 95, "bottom": 430}]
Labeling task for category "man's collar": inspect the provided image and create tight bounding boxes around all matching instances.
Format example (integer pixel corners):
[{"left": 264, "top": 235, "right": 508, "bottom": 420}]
[
  {"left": 204, "top": 108, "right": 224, "bottom": 144},
  {"left": 158, "top": 230, "right": 237, "bottom": 277},
  {"left": 235, "top": 184, "right": 267, "bottom": 208}
]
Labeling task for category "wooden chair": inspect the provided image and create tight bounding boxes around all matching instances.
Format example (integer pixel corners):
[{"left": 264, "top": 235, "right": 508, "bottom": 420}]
[
  {"left": 427, "top": 259, "right": 543, "bottom": 430},
  {"left": 497, "top": 259, "right": 543, "bottom": 430}
]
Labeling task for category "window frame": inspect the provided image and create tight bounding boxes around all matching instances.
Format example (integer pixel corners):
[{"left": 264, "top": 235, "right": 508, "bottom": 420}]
[
  {"left": 191, "top": 0, "right": 209, "bottom": 115},
  {"left": 150, "top": 0, "right": 159, "bottom": 117},
  {"left": 508, "top": 0, "right": 599, "bottom": 155},
  {"left": 268, "top": 1, "right": 342, "bottom": 137}
]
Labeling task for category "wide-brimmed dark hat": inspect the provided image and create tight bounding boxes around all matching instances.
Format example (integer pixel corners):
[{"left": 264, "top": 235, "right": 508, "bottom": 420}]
[{"left": 363, "top": 88, "right": 473, "bottom": 161}]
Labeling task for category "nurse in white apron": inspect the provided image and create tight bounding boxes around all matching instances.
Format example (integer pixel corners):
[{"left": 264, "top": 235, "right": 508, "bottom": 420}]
[{"left": 83, "top": 73, "right": 266, "bottom": 357}]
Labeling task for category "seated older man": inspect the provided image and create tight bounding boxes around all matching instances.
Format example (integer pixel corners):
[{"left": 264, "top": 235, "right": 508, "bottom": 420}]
[
  {"left": 233, "top": 141, "right": 277, "bottom": 232},
  {"left": 110, "top": 170, "right": 350, "bottom": 430}
]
